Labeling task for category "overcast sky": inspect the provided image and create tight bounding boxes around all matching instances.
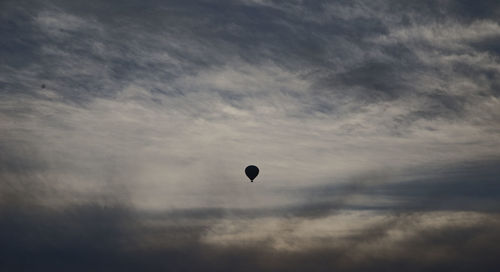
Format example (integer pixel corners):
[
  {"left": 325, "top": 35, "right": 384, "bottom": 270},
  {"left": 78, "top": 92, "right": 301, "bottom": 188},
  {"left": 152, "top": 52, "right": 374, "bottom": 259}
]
[{"left": 2, "top": 0, "right": 500, "bottom": 271}]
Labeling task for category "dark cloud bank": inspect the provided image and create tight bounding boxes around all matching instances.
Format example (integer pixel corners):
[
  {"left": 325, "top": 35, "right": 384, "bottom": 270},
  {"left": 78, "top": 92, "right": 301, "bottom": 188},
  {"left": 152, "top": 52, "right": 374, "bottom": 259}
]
[
  {"left": 2, "top": 0, "right": 500, "bottom": 271},
  {"left": 2, "top": 176, "right": 500, "bottom": 271}
]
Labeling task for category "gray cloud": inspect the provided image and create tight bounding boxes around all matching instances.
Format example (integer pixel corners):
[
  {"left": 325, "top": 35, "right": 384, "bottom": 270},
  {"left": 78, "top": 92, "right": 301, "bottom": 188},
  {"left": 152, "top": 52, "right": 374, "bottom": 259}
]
[
  {"left": 2, "top": 0, "right": 500, "bottom": 270},
  {"left": 2, "top": 194, "right": 500, "bottom": 271}
]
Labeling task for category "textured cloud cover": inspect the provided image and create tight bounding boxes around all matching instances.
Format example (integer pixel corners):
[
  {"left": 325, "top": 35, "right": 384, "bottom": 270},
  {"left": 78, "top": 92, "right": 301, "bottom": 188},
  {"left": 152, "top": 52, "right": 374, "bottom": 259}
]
[{"left": 1, "top": 0, "right": 500, "bottom": 270}]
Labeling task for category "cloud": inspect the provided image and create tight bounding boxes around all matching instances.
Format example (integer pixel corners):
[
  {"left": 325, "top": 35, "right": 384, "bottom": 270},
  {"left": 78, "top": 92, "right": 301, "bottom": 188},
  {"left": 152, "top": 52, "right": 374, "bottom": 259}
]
[
  {"left": 1, "top": 0, "right": 500, "bottom": 270},
  {"left": 2, "top": 194, "right": 500, "bottom": 271}
]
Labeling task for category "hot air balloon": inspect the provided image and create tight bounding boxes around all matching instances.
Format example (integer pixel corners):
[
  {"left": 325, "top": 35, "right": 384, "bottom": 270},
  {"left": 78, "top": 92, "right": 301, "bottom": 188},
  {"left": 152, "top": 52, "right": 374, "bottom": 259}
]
[{"left": 245, "top": 165, "right": 259, "bottom": 182}]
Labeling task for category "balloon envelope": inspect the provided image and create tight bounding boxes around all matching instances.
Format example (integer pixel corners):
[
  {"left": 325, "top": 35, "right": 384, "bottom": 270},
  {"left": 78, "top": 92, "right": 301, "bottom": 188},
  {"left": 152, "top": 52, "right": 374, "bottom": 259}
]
[{"left": 245, "top": 165, "right": 259, "bottom": 182}]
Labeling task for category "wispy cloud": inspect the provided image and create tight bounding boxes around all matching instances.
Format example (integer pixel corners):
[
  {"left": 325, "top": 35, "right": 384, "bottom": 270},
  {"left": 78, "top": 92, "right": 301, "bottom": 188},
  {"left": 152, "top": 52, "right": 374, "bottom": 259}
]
[{"left": 1, "top": 0, "right": 500, "bottom": 270}]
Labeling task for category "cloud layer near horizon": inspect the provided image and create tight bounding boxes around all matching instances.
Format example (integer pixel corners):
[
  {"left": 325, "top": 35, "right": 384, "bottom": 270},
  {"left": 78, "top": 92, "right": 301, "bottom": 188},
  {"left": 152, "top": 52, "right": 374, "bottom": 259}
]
[{"left": 1, "top": 0, "right": 500, "bottom": 270}]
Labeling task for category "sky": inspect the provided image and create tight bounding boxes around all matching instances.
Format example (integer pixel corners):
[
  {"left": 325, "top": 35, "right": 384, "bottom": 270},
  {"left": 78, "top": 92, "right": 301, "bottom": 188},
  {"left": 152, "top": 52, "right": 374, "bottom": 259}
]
[{"left": 1, "top": 0, "right": 500, "bottom": 271}]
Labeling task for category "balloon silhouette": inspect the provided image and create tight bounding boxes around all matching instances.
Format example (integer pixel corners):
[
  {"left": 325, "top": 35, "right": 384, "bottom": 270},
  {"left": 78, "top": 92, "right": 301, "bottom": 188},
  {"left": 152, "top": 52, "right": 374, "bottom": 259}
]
[{"left": 245, "top": 165, "right": 259, "bottom": 182}]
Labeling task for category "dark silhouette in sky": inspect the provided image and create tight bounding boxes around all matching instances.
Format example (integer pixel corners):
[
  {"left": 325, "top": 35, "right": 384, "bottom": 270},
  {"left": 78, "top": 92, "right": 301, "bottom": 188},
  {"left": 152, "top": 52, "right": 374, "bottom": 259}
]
[{"left": 245, "top": 165, "right": 259, "bottom": 182}]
